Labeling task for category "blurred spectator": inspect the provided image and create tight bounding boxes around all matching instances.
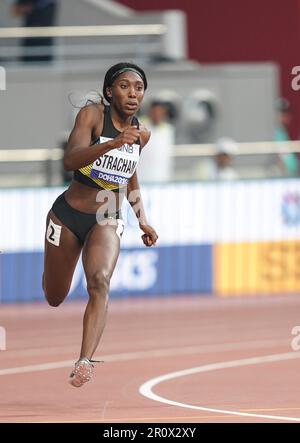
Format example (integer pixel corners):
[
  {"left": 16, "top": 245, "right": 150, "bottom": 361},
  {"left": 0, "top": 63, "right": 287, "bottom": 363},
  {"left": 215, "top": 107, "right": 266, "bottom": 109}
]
[
  {"left": 12, "top": 0, "right": 57, "bottom": 62},
  {"left": 198, "top": 137, "right": 239, "bottom": 180},
  {"left": 138, "top": 100, "right": 175, "bottom": 183},
  {"left": 275, "top": 98, "right": 299, "bottom": 176}
]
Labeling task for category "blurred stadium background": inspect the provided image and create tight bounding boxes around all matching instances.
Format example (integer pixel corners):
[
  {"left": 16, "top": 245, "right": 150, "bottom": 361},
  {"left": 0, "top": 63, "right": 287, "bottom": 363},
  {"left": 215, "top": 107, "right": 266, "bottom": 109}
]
[{"left": 1, "top": 0, "right": 300, "bottom": 303}]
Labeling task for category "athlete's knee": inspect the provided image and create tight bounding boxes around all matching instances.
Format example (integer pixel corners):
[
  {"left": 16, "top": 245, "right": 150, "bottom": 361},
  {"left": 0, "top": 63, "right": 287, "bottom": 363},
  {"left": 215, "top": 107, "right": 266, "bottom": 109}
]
[
  {"left": 87, "top": 270, "right": 110, "bottom": 298},
  {"left": 43, "top": 273, "right": 69, "bottom": 306},
  {"left": 43, "top": 286, "right": 66, "bottom": 307},
  {"left": 46, "top": 297, "right": 63, "bottom": 307}
]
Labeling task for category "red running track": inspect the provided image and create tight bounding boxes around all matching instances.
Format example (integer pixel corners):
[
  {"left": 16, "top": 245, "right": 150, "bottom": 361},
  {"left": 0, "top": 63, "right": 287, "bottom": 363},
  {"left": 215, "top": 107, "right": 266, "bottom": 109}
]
[{"left": 0, "top": 294, "right": 300, "bottom": 423}]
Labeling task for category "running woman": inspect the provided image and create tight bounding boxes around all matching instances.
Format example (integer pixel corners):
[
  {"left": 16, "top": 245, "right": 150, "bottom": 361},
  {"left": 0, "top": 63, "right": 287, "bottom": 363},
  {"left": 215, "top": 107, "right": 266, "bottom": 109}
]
[{"left": 43, "top": 62, "right": 158, "bottom": 387}]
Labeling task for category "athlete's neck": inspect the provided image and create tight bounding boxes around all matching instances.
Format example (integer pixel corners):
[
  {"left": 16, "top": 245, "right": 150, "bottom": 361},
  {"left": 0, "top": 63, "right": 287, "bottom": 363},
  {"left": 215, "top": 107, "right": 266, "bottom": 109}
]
[{"left": 109, "top": 106, "right": 134, "bottom": 131}]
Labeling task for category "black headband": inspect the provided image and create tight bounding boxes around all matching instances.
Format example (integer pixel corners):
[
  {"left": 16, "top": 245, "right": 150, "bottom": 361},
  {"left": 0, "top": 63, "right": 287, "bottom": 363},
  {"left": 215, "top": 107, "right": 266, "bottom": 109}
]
[{"left": 110, "top": 67, "right": 144, "bottom": 84}]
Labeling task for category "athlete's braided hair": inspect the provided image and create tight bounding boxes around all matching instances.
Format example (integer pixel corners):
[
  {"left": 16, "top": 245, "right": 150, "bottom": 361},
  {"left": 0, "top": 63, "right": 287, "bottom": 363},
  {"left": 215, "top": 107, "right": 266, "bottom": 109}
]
[{"left": 103, "top": 62, "right": 148, "bottom": 103}]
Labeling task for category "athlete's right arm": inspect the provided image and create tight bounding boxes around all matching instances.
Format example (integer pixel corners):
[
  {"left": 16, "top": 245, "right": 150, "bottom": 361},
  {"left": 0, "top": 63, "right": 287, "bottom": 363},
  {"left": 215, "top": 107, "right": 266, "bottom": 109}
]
[
  {"left": 64, "top": 106, "right": 112, "bottom": 171},
  {"left": 63, "top": 106, "right": 141, "bottom": 171}
]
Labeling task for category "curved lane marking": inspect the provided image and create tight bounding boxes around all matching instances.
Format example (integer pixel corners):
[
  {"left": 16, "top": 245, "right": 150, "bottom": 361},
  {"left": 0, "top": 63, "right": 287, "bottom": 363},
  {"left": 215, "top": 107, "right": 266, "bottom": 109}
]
[{"left": 139, "top": 351, "right": 300, "bottom": 422}]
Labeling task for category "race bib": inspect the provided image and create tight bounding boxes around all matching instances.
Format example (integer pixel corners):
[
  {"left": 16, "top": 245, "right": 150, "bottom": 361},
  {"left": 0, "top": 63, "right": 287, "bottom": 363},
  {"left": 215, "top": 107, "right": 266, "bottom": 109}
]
[{"left": 91, "top": 136, "right": 140, "bottom": 186}]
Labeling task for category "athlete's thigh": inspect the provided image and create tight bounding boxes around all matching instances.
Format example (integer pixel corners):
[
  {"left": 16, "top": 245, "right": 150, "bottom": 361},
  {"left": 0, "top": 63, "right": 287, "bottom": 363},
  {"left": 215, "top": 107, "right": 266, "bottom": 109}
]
[
  {"left": 44, "top": 210, "right": 82, "bottom": 297},
  {"left": 82, "top": 220, "right": 122, "bottom": 281}
]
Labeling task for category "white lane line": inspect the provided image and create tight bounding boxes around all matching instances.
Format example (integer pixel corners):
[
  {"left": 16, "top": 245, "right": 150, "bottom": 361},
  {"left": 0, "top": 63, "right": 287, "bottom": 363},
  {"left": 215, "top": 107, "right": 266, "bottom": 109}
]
[
  {"left": 2, "top": 337, "right": 288, "bottom": 359},
  {"left": 139, "top": 351, "right": 300, "bottom": 422},
  {"left": 0, "top": 339, "right": 290, "bottom": 375}
]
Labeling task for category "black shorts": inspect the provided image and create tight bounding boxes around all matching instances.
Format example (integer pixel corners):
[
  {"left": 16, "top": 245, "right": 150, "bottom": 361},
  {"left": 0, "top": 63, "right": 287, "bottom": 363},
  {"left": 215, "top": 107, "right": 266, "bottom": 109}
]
[{"left": 51, "top": 192, "right": 122, "bottom": 244}]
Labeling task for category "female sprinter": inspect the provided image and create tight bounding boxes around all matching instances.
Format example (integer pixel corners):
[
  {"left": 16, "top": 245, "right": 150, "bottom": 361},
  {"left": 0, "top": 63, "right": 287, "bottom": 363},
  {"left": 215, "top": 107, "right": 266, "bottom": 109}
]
[{"left": 43, "top": 62, "right": 158, "bottom": 387}]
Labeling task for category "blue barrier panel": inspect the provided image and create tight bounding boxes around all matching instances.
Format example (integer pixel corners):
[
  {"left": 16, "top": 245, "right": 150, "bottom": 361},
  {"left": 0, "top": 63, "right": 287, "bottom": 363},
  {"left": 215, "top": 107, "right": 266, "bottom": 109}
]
[
  {"left": 0, "top": 245, "right": 213, "bottom": 303},
  {"left": 0, "top": 251, "right": 44, "bottom": 302}
]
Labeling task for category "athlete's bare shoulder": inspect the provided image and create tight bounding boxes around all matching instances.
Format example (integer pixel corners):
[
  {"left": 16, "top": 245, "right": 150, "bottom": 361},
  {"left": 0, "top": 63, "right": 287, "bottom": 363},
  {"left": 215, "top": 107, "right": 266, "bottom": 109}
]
[
  {"left": 139, "top": 123, "right": 151, "bottom": 148},
  {"left": 67, "top": 103, "right": 105, "bottom": 152},
  {"left": 75, "top": 103, "right": 104, "bottom": 127}
]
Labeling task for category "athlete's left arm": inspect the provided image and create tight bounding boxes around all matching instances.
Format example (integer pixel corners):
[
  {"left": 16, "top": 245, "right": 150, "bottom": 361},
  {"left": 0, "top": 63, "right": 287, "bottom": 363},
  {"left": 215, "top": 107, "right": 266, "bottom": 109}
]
[
  {"left": 139, "top": 124, "right": 151, "bottom": 150},
  {"left": 126, "top": 128, "right": 158, "bottom": 247}
]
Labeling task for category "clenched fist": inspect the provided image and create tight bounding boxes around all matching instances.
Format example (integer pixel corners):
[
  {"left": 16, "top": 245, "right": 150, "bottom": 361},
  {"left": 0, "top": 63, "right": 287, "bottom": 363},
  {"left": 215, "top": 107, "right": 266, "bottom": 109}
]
[{"left": 112, "top": 126, "right": 140, "bottom": 149}]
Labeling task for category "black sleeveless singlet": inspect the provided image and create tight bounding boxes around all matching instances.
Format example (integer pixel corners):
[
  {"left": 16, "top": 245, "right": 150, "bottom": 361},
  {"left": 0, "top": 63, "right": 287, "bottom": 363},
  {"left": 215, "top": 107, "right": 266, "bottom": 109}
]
[{"left": 73, "top": 105, "right": 141, "bottom": 191}]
